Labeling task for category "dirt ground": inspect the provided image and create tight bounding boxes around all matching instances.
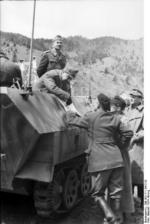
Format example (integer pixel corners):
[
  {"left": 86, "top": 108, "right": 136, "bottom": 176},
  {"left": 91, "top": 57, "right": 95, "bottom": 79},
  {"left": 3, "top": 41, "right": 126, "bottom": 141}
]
[{"left": 0, "top": 192, "right": 143, "bottom": 224}]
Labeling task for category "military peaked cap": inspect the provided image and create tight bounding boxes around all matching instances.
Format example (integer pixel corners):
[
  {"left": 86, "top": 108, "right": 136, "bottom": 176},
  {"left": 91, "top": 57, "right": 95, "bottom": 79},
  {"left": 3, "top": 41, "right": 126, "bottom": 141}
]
[{"left": 130, "top": 89, "right": 143, "bottom": 98}]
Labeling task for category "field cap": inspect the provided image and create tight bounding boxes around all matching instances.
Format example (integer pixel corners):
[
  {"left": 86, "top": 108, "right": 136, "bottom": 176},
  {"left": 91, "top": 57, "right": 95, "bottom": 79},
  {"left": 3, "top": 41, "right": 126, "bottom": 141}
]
[
  {"left": 54, "top": 35, "right": 63, "bottom": 42},
  {"left": 111, "top": 95, "right": 126, "bottom": 110},
  {"left": 64, "top": 66, "right": 79, "bottom": 78}
]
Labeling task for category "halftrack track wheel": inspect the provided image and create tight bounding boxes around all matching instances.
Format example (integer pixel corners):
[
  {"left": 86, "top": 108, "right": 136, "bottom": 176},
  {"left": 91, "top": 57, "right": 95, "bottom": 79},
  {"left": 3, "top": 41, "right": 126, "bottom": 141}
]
[
  {"left": 80, "top": 163, "right": 91, "bottom": 196},
  {"left": 63, "top": 169, "right": 79, "bottom": 210},
  {"left": 34, "top": 170, "right": 64, "bottom": 218}
]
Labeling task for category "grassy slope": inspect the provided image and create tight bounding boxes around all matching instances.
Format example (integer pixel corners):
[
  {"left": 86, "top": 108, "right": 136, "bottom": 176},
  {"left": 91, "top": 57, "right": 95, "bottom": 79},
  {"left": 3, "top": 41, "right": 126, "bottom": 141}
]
[{"left": 1, "top": 31, "right": 143, "bottom": 97}]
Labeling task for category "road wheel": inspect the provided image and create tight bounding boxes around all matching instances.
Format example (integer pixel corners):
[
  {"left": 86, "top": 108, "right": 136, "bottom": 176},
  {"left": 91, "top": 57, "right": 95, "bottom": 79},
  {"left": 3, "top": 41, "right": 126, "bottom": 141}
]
[
  {"left": 80, "top": 163, "right": 91, "bottom": 196},
  {"left": 34, "top": 170, "right": 64, "bottom": 217},
  {"left": 63, "top": 169, "right": 79, "bottom": 210}
]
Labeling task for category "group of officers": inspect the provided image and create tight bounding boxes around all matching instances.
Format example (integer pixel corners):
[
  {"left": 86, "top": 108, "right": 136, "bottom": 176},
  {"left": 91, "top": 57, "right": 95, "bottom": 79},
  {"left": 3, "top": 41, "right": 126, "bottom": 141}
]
[
  {"left": 67, "top": 90, "right": 144, "bottom": 224},
  {"left": 0, "top": 35, "right": 144, "bottom": 224}
]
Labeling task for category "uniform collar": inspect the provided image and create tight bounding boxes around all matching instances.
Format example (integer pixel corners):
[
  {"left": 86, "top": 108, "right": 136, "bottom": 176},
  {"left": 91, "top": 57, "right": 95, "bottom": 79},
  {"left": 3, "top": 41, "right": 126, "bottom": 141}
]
[
  {"left": 136, "top": 104, "right": 144, "bottom": 112},
  {"left": 51, "top": 48, "right": 61, "bottom": 56},
  {"left": 97, "top": 108, "right": 107, "bottom": 114}
]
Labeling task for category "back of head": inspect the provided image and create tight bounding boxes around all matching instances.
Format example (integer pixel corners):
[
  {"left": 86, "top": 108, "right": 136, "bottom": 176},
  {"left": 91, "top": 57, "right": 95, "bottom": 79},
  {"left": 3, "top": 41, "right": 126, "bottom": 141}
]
[
  {"left": 111, "top": 95, "right": 126, "bottom": 111},
  {"left": 97, "top": 93, "right": 110, "bottom": 112},
  {"left": 0, "top": 57, "right": 22, "bottom": 87}
]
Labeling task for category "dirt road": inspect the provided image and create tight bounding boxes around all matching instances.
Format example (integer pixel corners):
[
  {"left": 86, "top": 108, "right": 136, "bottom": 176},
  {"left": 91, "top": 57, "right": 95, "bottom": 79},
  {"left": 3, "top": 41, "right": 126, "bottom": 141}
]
[{"left": 1, "top": 193, "right": 143, "bottom": 224}]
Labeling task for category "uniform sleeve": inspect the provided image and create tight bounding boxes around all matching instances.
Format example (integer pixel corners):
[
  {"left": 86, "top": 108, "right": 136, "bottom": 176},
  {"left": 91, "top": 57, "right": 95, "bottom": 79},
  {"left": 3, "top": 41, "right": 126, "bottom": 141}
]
[
  {"left": 67, "top": 113, "right": 90, "bottom": 129},
  {"left": 136, "top": 116, "right": 144, "bottom": 140},
  {"left": 43, "top": 75, "right": 70, "bottom": 101},
  {"left": 118, "top": 119, "right": 133, "bottom": 147},
  {"left": 37, "top": 54, "right": 49, "bottom": 77}
]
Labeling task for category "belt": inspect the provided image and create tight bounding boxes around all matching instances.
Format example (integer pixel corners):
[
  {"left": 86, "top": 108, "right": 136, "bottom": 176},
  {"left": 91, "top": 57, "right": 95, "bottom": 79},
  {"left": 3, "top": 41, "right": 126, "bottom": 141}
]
[{"left": 95, "top": 137, "right": 115, "bottom": 143}]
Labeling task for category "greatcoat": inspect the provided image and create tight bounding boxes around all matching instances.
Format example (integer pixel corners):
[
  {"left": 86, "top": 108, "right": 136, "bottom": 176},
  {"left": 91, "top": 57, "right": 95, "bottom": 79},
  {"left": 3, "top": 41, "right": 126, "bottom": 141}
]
[
  {"left": 128, "top": 105, "right": 144, "bottom": 185},
  {"left": 117, "top": 112, "right": 135, "bottom": 213},
  {"left": 68, "top": 109, "right": 133, "bottom": 173}
]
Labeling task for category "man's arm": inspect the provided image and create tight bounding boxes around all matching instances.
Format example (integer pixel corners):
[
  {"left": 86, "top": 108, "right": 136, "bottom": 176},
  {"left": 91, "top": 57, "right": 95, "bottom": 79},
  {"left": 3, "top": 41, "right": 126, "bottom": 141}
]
[
  {"left": 118, "top": 119, "right": 133, "bottom": 147},
  {"left": 37, "top": 54, "right": 49, "bottom": 77},
  {"left": 66, "top": 112, "right": 90, "bottom": 129},
  {"left": 130, "top": 116, "right": 144, "bottom": 146}
]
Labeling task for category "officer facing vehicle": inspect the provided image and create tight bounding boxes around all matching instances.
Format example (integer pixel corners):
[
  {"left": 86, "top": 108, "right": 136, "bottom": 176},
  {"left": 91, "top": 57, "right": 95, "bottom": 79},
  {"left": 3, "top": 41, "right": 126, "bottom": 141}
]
[
  {"left": 111, "top": 96, "right": 135, "bottom": 222},
  {"left": 37, "top": 35, "right": 66, "bottom": 77},
  {"left": 33, "top": 67, "right": 78, "bottom": 105},
  {"left": 128, "top": 89, "right": 144, "bottom": 208},
  {"left": 66, "top": 93, "right": 133, "bottom": 224},
  {"left": 0, "top": 50, "right": 22, "bottom": 88}
]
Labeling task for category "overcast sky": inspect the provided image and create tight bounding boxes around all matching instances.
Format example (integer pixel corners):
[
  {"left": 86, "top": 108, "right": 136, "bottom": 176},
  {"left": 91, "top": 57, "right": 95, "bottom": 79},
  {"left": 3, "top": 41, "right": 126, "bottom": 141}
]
[{"left": 0, "top": 0, "right": 143, "bottom": 40}]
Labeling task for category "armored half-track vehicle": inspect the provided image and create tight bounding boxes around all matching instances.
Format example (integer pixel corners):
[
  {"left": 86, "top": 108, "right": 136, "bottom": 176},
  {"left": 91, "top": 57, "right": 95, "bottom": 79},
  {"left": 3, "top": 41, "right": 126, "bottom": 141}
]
[{"left": 0, "top": 87, "right": 91, "bottom": 217}]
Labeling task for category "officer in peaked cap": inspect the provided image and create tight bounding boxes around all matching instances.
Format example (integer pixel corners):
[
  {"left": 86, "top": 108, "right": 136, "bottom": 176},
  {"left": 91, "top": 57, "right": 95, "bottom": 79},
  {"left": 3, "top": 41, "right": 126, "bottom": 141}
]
[
  {"left": 37, "top": 35, "right": 66, "bottom": 78},
  {"left": 128, "top": 88, "right": 144, "bottom": 208},
  {"left": 66, "top": 92, "right": 133, "bottom": 224},
  {"left": 110, "top": 95, "right": 135, "bottom": 220}
]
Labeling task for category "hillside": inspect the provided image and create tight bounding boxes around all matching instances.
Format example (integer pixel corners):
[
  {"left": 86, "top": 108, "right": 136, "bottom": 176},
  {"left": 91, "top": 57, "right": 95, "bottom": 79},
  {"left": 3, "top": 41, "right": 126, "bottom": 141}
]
[{"left": 0, "top": 31, "right": 143, "bottom": 96}]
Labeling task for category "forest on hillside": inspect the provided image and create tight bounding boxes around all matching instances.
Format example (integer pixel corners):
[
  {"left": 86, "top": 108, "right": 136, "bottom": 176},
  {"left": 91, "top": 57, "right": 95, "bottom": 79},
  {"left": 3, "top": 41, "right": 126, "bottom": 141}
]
[{"left": 0, "top": 31, "right": 143, "bottom": 96}]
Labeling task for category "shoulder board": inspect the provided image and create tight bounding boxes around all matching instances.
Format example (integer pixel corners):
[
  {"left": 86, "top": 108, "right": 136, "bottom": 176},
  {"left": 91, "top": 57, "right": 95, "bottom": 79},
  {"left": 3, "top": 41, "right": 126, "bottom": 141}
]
[{"left": 137, "top": 105, "right": 144, "bottom": 112}]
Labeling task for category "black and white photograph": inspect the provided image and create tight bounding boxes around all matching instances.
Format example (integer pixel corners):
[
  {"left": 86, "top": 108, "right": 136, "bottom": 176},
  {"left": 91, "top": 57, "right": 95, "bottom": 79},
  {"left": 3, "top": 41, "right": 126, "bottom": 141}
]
[{"left": 0, "top": 0, "right": 148, "bottom": 224}]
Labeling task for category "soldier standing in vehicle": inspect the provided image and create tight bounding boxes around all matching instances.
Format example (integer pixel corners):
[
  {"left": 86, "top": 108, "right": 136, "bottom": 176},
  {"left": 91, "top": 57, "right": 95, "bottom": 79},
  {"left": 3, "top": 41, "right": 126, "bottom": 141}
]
[
  {"left": 66, "top": 93, "right": 133, "bottom": 224},
  {"left": 37, "top": 35, "right": 66, "bottom": 77},
  {"left": 127, "top": 89, "right": 144, "bottom": 208}
]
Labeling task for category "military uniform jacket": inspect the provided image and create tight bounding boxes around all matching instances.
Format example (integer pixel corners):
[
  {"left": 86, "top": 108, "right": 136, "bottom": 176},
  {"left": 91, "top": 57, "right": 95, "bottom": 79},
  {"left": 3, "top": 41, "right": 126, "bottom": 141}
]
[
  {"left": 128, "top": 105, "right": 144, "bottom": 140},
  {"left": 128, "top": 105, "right": 144, "bottom": 184},
  {"left": 33, "top": 69, "right": 70, "bottom": 102},
  {"left": 37, "top": 49, "right": 66, "bottom": 77},
  {"left": 68, "top": 109, "right": 133, "bottom": 173},
  {"left": 0, "top": 57, "right": 22, "bottom": 87}
]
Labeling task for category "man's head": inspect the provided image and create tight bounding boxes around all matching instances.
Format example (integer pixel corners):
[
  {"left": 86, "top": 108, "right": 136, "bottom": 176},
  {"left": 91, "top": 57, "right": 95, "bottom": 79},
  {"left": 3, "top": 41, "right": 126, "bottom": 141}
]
[
  {"left": 52, "top": 35, "right": 63, "bottom": 51},
  {"left": 62, "top": 67, "right": 79, "bottom": 81},
  {"left": 97, "top": 93, "right": 110, "bottom": 112},
  {"left": 120, "top": 93, "right": 131, "bottom": 108},
  {"left": 130, "top": 89, "right": 143, "bottom": 107},
  {"left": 111, "top": 96, "right": 126, "bottom": 112}
]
